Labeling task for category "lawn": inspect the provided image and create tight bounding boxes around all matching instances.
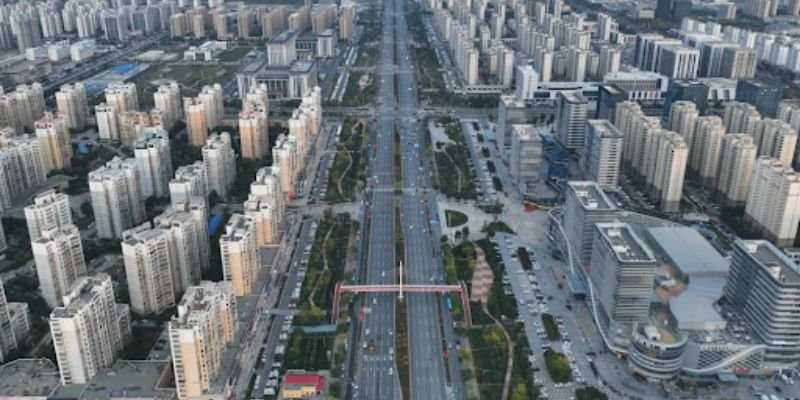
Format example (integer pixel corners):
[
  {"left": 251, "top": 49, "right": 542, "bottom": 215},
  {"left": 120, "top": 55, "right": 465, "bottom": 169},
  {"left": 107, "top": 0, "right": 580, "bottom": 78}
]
[
  {"left": 134, "top": 63, "right": 239, "bottom": 106},
  {"left": 544, "top": 349, "right": 572, "bottom": 383},
  {"left": 431, "top": 121, "right": 477, "bottom": 200},
  {"left": 283, "top": 330, "right": 334, "bottom": 371},
  {"left": 481, "top": 222, "right": 515, "bottom": 236},
  {"left": 466, "top": 326, "right": 508, "bottom": 400},
  {"left": 541, "top": 313, "right": 561, "bottom": 341},
  {"left": 445, "top": 210, "right": 468, "bottom": 227},
  {"left": 341, "top": 73, "right": 374, "bottom": 106},
  {"left": 215, "top": 47, "right": 252, "bottom": 62},
  {"left": 326, "top": 118, "right": 368, "bottom": 203}
]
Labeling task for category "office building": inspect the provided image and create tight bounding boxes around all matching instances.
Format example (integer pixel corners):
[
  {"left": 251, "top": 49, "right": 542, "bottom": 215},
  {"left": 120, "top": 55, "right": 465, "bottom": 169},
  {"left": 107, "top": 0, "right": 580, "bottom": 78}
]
[
  {"left": 202, "top": 132, "right": 236, "bottom": 199},
  {"left": 134, "top": 128, "right": 173, "bottom": 199},
  {"left": 745, "top": 157, "right": 800, "bottom": 247},
  {"left": 169, "top": 281, "right": 238, "bottom": 399},
  {"left": 736, "top": 79, "right": 782, "bottom": 118},
  {"left": 122, "top": 223, "right": 175, "bottom": 315},
  {"left": 508, "top": 125, "right": 543, "bottom": 197},
  {"left": 55, "top": 83, "right": 88, "bottom": 130},
  {"left": 220, "top": 214, "right": 258, "bottom": 296},
  {"left": 34, "top": 112, "right": 72, "bottom": 173},
  {"left": 719, "top": 47, "right": 757, "bottom": 80},
  {"left": 50, "top": 274, "right": 130, "bottom": 385},
  {"left": 742, "top": 0, "right": 776, "bottom": 20},
  {"left": 589, "top": 222, "right": 657, "bottom": 348},
  {"left": 170, "top": 161, "right": 208, "bottom": 206},
  {"left": 725, "top": 240, "right": 800, "bottom": 368},
  {"left": 658, "top": 45, "right": 700, "bottom": 80},
  {"left": 24, "top": 189, "right": 72, "bottom": 241},
  {"left": 89, "top": 157, "right": 146, "bottom": 239},
  {"left": 153, "top": 83, "right": 182, "bottom": 130},
  {"left": 32, "top": 225, "right": 86, "bottom": 309},
  {"left": 663, "top": 80, "right": 708, "bottom": 117},
  {"left": 555, "top": 92, "right": 588, "bottom": 151},
  {"left": 582, "top": 120, "right": 623, "bottom": 190},
  {"left": 563, "top": 181, "right": 619, "bottom": 267},
  {"left": 716, "top": 134, "right": 757, "bottom": 208}
]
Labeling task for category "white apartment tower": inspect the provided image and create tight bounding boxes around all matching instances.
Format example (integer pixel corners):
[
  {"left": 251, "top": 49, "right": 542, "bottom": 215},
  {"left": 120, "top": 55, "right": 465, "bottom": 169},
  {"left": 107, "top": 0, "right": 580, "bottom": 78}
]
[
  {"left": 198, "top": 84, "right": 223, "bottom": 130},
  {"left": 666, "top": 101, "right": 699, "bottom": 151},
  {"left": 32, "top": 225, "right": 86, "bottom": 309},
  {"left": 754, "top": 119, "right": 797, "bottom": 168},
  {"left": 170, "top": 161, "right": 208, "bottom": 206},
  {"left": 647, "top": 130, "right": 689, "bottom": 213},
  {"left": 104, "top": 82, "right": 138, "bottom": 113},
  {"left": 202, "top": 132, "right": 236, "bottom": 199},
  {"left": 24, "top": 189, "right": 72, "bottom": 241},
  {"left": 154, "top": 202, "right": 207, "bottom": 289},
  {"left": 89, "top": 157, "right": 146, "bottom": 239},
  {"left": 95, "top": 103, "right": 120, "bottom": 141},
  {"left": 690, "top": 116, "right": 726, "bottom": 186},
  {"left": 220, "top": 214, "right": 258, "bottom": 296},
  {"left": 122, "top": 223, "right": 176, "bottom": 315},
  {"left": 50, "top": 273, "right": 130, "bottom": 385},
  {"left": 56, "top": 83, "right": 88, "bottom": 130},
  {"left": 724, "top": 101, "right": 762, "bottom": 136},
  {"left": 745, "top": 157, "right": 800, "bottom": 247},
  {"left": 153, "top": 82, "right": 182, "bottom": 130},
  {"left": 134, "top": 128, "right": 173, "bottom": 199},
  {"left": 716, "top": 134, "right": 758, "bottom": 208}
]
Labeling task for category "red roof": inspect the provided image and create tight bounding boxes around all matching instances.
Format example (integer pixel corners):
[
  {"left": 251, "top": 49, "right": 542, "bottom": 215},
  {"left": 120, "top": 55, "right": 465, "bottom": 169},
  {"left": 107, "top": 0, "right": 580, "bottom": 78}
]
[{"left": 283, "top": 373, "right": 326, "bottom": 392}]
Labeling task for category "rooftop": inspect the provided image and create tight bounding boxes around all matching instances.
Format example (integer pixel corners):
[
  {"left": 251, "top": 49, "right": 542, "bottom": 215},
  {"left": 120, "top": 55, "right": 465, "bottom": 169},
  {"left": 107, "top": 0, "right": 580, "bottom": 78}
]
[
  {"left": 596, "top": 222, "right": 655, "bottom": 263},
  {"left": 0, "top": 359, "right": 59, "bottom": 397},
  {"left": 587, "top": 119, "right": 624, "bottom": 138},
  {"left": 568, "top": 181, "right": 617, "bottom": 211},
  {"left": 741, "top": 240, "right": 800, "bottom": 284}
]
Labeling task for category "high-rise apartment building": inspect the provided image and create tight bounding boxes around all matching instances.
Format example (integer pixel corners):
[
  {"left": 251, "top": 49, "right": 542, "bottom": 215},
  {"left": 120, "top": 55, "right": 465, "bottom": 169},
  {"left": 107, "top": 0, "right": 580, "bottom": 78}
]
[
  {"left": 690, "top": 116, "right": 725, "bottom": 187},
  {"left": 723, "top": 101, "right": 761, "bottom": 136},
  {"left": 50, "top": 273, "right": 130, "bottom": 384},
  {"left": 272, "top": 135, "right": 299, "bottom": 198},
  {"left": 34, "top": 112, "right": 72, "bottom": 173},
  {"left": 153, "top": 83, "right": 182, "bottom": 130},
  {"left": 32, "top": 225, "right": 86, "bottom": 309},
  {"left": 666, "top": 101, "right": 699, "bottom": 151},
  {"left": 239, "top": 107, "right": 269, "bottom": 160},
  {"left": 122, "top": 223, "right": 176, "bottom": 315},
  {"left": 183, "top": 97, "right": 208, "bottom": 147},
  {"left": 250, "top": 166, "right": 284, "bottom": 216},
  {"left": 220, "top": 214, "right": 258, "bottom": 296},
  {"left": 198, "top": 84, "right": 223, "bottom": 131},
  {"left": 754, "top": 119, "right": 797, "bottom": 168},
  {"left": 725, "top": 240, "right": 800, "bottom": 368},
  {"left": 582, "top": 120, "right": 623, "bottom": 190},
  {"left": 716, "top": 134, "right": 757, "bottom": 208},
  {"left": 555, "top": 92, "right": 588, "bottom": 151},
  {"left": 646, "top": 130, "right": 689, "bottom": 213},
  {"left": 169, "top": 281, "right": 238, "bottom": 399},
  {"left": 24, "top": 189, "right": 72, "bottom": 241},
  {"left": 55, "top": 83, "right": 88, "bottom": 130},
  {"left": 134, "top": 128, "right": 173, "bottom": 199},
  {"left": 0, "top": 135, "right": 47, "bottom": 211},
  {"left": 154, "top": 200, "right": 207, "bottom": 286},
  {"left": 89, "top": 157, "right": 146, "bottom": 239},
  {"left": 170, "top": 161, "right": 208, "bottom": 206},
  {"left": 339, "top": 5, "right": 355, "bottom": 40},
  {"left": 95, "top": 103, "right": 120, "bottom": 141},
  {"left": 104, "top": 82, "right": 138, "bottom": 114},
  {"left": 202, "top": 132, "right": 236, "bottom": 199},
  {"left": 597, "top": 45, "right": 621, "bottom": 80},
  {"left": 745, "top": 157, "right": 800, "bottom": 247},
  {"left": 0, "top": 278, "right": 24, "bottom": 363}
]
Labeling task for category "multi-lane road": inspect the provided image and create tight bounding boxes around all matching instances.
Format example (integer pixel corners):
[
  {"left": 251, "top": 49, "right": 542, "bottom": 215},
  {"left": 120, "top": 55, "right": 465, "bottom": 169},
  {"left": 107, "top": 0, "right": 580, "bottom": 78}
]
[
  {"left": 354, "top": 0, "right": 400, "bottom": 398},
  {"left": 348, "top": 0, "right": 465, "bottom": 398}
]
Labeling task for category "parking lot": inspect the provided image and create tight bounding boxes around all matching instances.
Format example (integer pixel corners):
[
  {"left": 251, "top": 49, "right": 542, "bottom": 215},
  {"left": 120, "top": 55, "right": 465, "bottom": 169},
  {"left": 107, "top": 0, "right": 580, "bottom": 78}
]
[{"left": 460, "top": 118, "right": 503, "bottom": 205}]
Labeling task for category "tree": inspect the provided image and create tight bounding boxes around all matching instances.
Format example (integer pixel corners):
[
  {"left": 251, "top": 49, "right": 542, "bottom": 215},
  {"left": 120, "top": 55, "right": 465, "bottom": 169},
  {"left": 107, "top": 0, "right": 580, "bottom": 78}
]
[
  {"left": 297, "top": 304, "right": 324, "bottom": 326},
  {"left": 509, "top": 382, "right": 527, "bottom": 400}
]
